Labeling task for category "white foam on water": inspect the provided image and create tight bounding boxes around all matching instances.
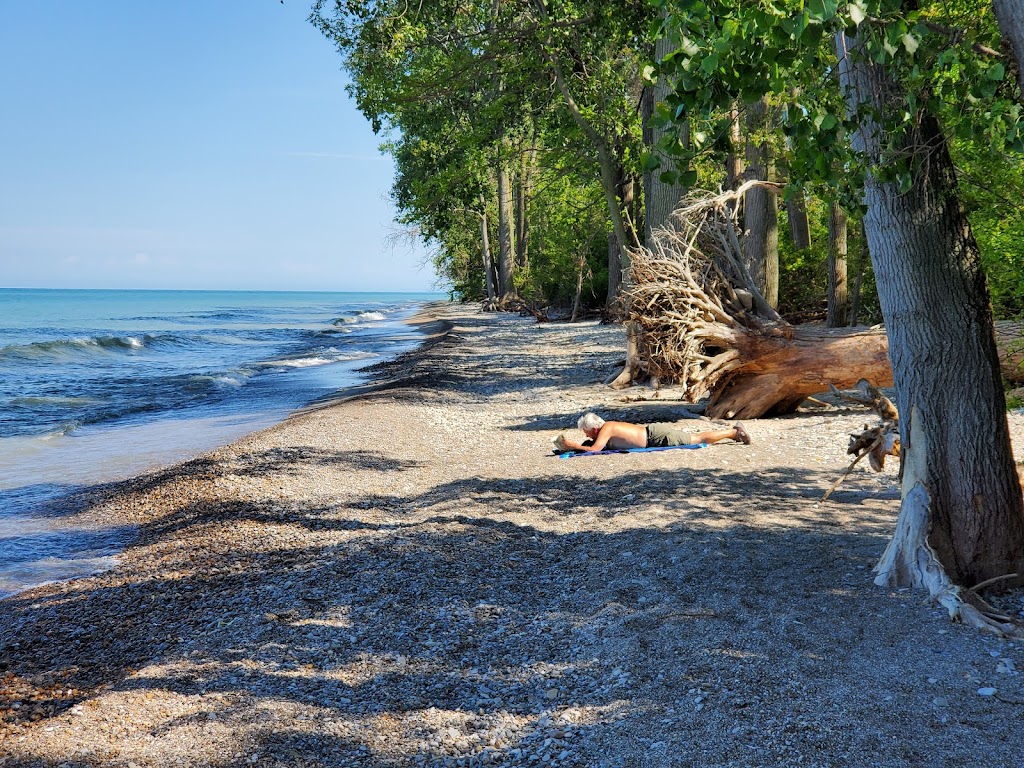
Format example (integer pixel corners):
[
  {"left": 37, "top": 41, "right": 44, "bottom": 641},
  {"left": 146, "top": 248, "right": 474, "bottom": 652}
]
[{"left": 261, "top": 350, "right": 379, "bottom": 369}]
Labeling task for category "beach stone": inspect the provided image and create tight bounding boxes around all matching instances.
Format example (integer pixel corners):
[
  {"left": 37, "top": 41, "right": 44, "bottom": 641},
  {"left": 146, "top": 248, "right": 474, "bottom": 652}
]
[{"left": 8, "top": 303, "right": 1024, "bottom": 768}]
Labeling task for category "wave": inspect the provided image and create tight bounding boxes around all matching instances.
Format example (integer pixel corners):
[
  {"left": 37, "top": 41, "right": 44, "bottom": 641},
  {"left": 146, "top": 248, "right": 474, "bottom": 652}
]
[
  {"left": 0, "top": 333, "right": 187, "bottom": 362},
  {"left": 330, "top": 309, "right": 390, "bottom": 326},
  {"left": 254, "top": 349, "right": 379, "bottom": 370},
  {"left": 184, "top": 370, "right": 255, "bottom": 390},
  {"left": 39, "top": 420, "right": 83, "bottom": 439}
]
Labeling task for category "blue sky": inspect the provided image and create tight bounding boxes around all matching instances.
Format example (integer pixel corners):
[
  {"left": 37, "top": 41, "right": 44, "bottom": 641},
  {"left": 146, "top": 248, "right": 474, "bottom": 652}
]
[{"left": 0, "top": 1, "right": 437, "bottom": 292}]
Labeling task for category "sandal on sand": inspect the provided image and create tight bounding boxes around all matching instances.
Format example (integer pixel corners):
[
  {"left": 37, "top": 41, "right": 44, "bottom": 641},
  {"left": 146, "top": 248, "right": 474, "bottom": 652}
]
[{"left": 734, "top": 422, "right": 751, "bottom": 445}]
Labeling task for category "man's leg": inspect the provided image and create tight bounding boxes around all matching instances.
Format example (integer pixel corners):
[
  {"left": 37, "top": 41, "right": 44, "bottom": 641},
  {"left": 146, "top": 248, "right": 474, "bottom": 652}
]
[{"left": 692, "top": 423, "right": 751, "bottom": 445}]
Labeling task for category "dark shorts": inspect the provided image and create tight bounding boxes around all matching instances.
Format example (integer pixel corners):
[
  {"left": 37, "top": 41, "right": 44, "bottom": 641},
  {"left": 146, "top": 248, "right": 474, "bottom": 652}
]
[{"left": 646, "top": 421, "right": 704, "bottom": 447}]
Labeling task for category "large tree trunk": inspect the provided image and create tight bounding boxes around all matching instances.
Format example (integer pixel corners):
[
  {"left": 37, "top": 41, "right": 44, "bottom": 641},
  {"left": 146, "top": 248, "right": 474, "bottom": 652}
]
[
  {"left": 644, "top": 22, "right": 688, "bottom": 240},
  {"left": 515, "top": 145, "right": 534, "bottom": 271},
  {"left": 705, "top": 325, "right": 893, "bottom": 418},
  {"left": 698, "top": 320, "right": 1024, "bottom": 419},
  {"left": 839, "top": 30, "right": 1024, "bottom": 588},
  {"left": 827, "top": 201, "right": 849, "bottom": 328},
  {"left": 496, "top": 160, "right": 515, "bottom": 301},
  {"left": 786, "top": 193, "right": 811, "bottom": 251},
  {"left": 480, "top": 204, "right": 497, "bottom": 303},
  {"left": 849, "top": 231, "right": 868, "bottom": 325},
  {"left": 724, "top": 104, "right": 743, "bottom": 192},
  {"left": 606, "top": 232, "right": 621, "bottom": 308},
  {"left": 743, "top": 97, "right": 779, "bottom": 309},
  {"left": 994, "top": 0, "right": 1024, "bottom": 95},
  {"left": 630, "top": 306, "right": 1024, "bottom": 419}
]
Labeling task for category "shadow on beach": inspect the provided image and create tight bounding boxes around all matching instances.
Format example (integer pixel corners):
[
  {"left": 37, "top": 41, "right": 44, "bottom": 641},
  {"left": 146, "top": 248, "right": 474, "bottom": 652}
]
[
  {"left": 0, "top": 456, "right": 941, "bottom": 766},
  {"left": 3, "top": 307, "right": 1019, "bottom": 768}
]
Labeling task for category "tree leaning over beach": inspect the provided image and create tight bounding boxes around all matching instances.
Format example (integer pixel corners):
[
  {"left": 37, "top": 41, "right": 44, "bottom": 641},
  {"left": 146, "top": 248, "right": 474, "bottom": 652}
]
[
  {"left": 313, "top": 0, "right": 1024, "bottom": 629},
  {"left": 641, "top": 0, "right": 1024, "bottom": 629},
  {"left": 311, "top": 0, "right": 652, "bottom": 311}
]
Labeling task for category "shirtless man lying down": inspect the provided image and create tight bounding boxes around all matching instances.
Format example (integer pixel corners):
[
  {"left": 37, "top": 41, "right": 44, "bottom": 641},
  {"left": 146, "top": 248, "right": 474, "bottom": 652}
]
[{"left": 554, "top": 411, "right": 750, "bottom": 454}]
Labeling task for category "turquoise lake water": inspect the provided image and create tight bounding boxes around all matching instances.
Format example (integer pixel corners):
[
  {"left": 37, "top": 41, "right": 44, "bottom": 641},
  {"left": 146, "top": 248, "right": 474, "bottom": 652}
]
[{"left": 0, "top": 288, "right": 444, "bottom": 597}]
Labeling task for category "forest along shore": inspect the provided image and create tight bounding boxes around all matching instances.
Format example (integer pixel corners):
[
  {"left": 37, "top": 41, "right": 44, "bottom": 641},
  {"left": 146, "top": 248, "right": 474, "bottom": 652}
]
[{"left": 3, "top": 303, "right": 1024, "bottom": 767}]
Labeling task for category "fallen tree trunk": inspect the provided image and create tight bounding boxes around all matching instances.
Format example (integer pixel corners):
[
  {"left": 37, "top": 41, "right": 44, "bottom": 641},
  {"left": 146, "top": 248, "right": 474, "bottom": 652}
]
[
  {"left": 700, "top": 321, "right": 1024, "bottom": 420},
  {"left": 703, "top": 325, "right": 892, "bottom": 419},
  {"left": 625, "top": 185, "right": 1024, "bottom": 419}
]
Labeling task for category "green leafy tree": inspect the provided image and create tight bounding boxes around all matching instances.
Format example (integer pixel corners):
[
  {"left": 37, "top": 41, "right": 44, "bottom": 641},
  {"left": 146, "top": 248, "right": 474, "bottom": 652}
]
[
  {"left": 313, "top": 0, "right": 651, "bottom": 312},
  {"left": 654, "top": 0, "right": 1024, "bottom": 605}
]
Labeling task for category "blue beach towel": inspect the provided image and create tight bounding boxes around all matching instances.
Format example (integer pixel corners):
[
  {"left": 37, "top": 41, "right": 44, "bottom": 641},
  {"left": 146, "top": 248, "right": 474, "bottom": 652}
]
[{"left": 556, "top": 442, "right": 709, "bottom": 459}]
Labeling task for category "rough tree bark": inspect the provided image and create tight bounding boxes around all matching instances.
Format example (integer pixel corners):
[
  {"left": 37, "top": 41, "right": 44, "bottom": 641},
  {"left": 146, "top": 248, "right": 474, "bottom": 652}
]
[
  {"left": 849, "top": 233, "right": 868, "bottom": 325},
  {"left": 827, "top": 201, "right": 849, "bottom": 328},
  {"left": 479, "top": 201, "right": 497, "bottom": 303},
  {"left": 496, "top": 160, "right": 516, "bottom": 302},
  {"left": 606, "top": 233, "right": 621, "bottom": 307},
  {"left": 514, "top": 145, "right": 534, "bottom": 273},
  {"left": 743, "top": 97, "right": 779, "bottom": 309},
  {"left": 644, "top": 22, "right": 687, "bottom": 242},
  {"left": 786, "top": 193, "right": 811, "bottom": 252},
  {"left": 994, "top": 0, "right": 1024, "bottom": 95},
  {"left": 838, "top": 29, "right": 1024, "bottom": 601},
  {"left": 724, "top": 104, "right": 743, "bottom": 192}
]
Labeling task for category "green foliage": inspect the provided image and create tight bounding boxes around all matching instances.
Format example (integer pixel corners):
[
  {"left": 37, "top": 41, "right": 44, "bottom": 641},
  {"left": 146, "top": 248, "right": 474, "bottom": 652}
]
[
  {"left": 654, "top": 0, "right": 1024, "bottom": 206},
  {"left": 775, "top": 199, "right": 882, "bottom": 324},
  {"left": 952, "top": 137, "right": 1024, "bottom": 318},
  {"left": 650, "top": 0, "right": 1024, "bottom": 323},
  {"left": 1006, "top": 388, "right": 1024, "bottom": 411},
  {"left": 312, "top": 0, "right": 652, "bottom": 308}
]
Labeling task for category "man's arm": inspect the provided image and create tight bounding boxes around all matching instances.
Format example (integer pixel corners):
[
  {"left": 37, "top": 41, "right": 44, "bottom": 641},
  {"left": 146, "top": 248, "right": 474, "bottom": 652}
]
[
  {"left": 571, "top": 424, "right": 617, "bottom": 453},
  {"left": 554, "top": 434, "right": 592, "bottom": 453}
]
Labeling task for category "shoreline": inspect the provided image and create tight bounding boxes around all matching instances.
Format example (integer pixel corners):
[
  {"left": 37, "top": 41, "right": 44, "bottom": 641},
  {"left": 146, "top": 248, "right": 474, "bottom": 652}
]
[
  {"left": 0, "top": 301, "right": 450, "bottom": 599},
  {"left": 3, "top": 305, "right": 1024, "bottom": 766},
  {"left": 291, "top": 301, "right": 456, "bottom": 417}
]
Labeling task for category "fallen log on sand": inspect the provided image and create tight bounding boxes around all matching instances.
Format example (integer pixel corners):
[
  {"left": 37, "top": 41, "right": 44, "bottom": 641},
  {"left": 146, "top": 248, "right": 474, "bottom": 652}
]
[{"left": 625, "top": 184, "right": 1024, "bottom": 419}]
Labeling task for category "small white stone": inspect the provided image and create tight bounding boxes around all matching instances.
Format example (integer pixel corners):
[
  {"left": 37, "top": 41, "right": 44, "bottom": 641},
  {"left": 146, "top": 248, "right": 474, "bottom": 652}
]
[{"left": 978, "top": 687, "right": 998, "bottom": 697}]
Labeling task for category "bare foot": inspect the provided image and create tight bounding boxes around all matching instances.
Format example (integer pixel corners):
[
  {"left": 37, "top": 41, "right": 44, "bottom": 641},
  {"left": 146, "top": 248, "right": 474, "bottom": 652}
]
[{"left": 734, "top": 422, "right": 751, "bottom": 445}]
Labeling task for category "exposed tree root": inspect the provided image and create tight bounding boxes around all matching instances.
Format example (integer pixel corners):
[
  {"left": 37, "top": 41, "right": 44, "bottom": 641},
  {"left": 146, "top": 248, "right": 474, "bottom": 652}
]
[
  {"left": 623, "top": 182, "right": 779, "bottom": 400},
  {"left": 623, "top": 187, "right": 1024, "bottom": 415},
  {"left": 875, "top": 484, "right": 1024, "bottom": 638}
]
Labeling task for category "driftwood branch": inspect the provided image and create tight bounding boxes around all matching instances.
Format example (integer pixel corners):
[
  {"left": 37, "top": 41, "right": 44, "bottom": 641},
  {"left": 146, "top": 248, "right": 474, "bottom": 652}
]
[{"left": 820, "top": 380, "right": 901, "bottom": 500}]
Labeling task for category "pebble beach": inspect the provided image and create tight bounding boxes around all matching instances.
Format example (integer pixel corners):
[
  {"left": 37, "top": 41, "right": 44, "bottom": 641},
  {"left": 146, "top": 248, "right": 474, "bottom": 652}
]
[{"left": 3, "top": 302, "right": 1024, "bottom": 767}]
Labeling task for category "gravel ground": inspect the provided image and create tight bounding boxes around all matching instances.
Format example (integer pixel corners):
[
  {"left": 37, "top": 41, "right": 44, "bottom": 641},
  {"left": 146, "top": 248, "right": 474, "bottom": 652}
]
[{"left": 3, "top": 303, "right": 1024, "bottom": 767}]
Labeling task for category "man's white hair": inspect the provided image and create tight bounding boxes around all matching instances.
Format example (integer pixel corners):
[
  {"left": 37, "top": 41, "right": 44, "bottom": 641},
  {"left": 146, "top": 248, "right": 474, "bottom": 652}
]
[{"left": 578, "top": 412, "right": 605, "bottom": 431}]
